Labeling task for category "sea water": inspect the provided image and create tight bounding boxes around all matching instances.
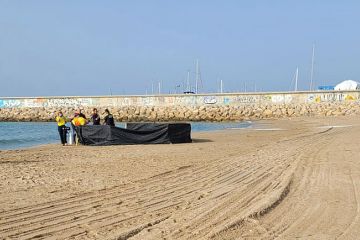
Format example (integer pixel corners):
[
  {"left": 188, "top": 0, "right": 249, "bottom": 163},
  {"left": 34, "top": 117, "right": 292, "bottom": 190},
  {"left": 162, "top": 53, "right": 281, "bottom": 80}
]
[{"left": 0, "top": 121, "right": 251, "bottom": 150}]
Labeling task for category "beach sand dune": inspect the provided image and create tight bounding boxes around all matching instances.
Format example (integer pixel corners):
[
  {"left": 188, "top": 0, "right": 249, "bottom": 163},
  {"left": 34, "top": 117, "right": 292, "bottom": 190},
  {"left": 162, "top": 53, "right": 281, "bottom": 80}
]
[{"left": 1, "top": 117, "right": 360, "bottom": 239}]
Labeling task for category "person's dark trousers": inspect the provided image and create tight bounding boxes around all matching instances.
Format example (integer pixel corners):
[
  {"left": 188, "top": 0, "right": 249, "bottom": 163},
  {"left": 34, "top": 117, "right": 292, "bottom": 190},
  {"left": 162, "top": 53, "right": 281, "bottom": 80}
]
[
  {"left": 71, "top": 123, "right": 76, "bottom": 143},
  {"left": 58, "top": 126, "right": 67, "bottom": 145}
]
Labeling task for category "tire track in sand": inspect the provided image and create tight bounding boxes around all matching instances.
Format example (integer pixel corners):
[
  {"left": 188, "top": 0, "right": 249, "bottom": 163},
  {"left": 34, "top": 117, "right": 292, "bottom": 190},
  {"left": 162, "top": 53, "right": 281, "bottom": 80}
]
[{"left": 215, "top": 126, "right": 360, "bottom": 240}]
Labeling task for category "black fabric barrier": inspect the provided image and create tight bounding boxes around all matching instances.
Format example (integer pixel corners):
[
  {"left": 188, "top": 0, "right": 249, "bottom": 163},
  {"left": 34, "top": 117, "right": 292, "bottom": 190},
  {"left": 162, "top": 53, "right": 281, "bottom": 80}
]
[{"left": 75, "top": 123, "right": 191, "bottom": 146}]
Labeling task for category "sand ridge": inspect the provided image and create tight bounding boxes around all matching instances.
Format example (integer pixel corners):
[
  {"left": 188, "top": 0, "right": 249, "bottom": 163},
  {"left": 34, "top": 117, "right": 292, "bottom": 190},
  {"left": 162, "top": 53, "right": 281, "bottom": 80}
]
[{"left": 1, "top": 117, "right": 360, "bottom": 239}]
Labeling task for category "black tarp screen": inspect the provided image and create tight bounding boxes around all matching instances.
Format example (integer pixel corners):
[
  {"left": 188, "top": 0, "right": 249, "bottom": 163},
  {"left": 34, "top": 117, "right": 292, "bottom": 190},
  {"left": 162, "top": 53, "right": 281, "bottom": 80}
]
[{"left": 75, "top": 123, "right": 191, "bottom": 146}]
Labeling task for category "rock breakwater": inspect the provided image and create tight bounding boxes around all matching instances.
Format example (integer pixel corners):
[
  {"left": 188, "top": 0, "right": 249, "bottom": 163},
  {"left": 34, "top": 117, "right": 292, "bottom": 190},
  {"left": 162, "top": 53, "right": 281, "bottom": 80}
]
[{"left": 1, "top": 102, "right": 359, "bottom": 122}]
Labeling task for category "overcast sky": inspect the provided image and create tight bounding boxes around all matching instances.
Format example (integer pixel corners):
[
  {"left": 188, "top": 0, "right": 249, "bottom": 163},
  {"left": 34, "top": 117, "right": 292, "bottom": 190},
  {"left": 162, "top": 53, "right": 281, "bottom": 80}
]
[{"left": 0, "top": 0, "right": 359, "bottom": 97}]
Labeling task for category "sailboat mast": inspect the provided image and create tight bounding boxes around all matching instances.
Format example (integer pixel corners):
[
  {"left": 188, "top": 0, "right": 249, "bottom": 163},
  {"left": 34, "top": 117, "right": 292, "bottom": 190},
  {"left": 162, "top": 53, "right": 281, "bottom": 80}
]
[
  {"left": 295, "top": 67, "right": 299, "bottom": 91},
  {"left": 195, "top": 59, "right": 199, "bottom": 94},
  {"left": 310, "top": 43, "right": 315, "bottom": 91},
  {"left": 186, "top": 70, "right": 191, "bottom": 92},
  {"left": 220, "top": 79, "right": 223, "bottom": 93}
]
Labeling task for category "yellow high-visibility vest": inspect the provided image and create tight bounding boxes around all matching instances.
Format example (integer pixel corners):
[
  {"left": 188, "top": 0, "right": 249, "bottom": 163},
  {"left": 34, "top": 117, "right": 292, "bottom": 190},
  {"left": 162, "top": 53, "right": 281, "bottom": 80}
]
[
  {"left": 56, "top": 116, "right": 66, "bottom": 126},
  {"left": 72, "top": 117, "right": 86, "bottom": 126}
]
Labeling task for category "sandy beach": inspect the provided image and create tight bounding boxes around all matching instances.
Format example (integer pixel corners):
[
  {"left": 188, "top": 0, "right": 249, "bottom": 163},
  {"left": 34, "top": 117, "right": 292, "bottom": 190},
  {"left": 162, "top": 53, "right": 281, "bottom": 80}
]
[{"left": 1, "top": 116, "right": 360, "bottom": 239}]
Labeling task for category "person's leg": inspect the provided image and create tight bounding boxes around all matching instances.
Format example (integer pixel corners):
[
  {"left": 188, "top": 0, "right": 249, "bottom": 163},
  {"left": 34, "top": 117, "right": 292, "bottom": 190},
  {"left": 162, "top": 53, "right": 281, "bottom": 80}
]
[
  {"left": 71, "top": 123, "right": 76, "bottom": 143},
  {"left": 58, "top": 126, "right": 65, "bottom": 145},
  {"left": 62, "top": 126, "right": 67, "bottom": 144},
  {"left": 71, "top": 123, "right": 76, "bottom": 141}
]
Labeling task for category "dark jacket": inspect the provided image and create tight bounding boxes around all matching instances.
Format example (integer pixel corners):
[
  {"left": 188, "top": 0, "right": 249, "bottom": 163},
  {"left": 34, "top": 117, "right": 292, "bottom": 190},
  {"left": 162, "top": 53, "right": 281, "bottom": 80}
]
[
  {"left": 91, "top": 113, "right": 100, "bottom": 125},
  {"left": 104, "top": 114, "right": 115, "bottom": 126}
]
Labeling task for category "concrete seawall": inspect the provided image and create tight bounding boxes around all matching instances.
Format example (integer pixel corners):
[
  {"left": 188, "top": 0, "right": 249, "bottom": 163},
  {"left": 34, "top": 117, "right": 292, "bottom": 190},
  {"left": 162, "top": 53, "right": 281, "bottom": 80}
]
[{"left": 1, "top": 91, "right": 360, "bottom": 122}]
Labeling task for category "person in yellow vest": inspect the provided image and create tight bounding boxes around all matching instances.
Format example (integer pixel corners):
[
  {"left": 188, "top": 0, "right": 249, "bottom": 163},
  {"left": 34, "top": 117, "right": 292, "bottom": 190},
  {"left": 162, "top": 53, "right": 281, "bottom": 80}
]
[
  {"left": 71, "top": 113, "right": 87, "bottom": 126},
  {"left": 71, "top": 113, "right": 87, "bottom": 145},
  {"left": 55, "top": 111, "right": 67, "bottom": 146}
]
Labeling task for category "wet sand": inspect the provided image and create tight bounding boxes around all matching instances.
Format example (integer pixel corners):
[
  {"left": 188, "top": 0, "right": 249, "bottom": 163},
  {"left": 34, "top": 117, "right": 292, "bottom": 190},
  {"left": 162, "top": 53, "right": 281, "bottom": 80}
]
[{"left": 1, "top": 116, "right": 360, "bottom": 239}]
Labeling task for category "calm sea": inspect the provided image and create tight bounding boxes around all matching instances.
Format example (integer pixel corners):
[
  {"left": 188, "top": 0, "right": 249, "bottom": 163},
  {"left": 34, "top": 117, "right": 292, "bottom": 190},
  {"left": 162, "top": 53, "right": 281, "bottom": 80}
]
[{"left": 0, "top": 121, "right": 251, "bottom": 150}]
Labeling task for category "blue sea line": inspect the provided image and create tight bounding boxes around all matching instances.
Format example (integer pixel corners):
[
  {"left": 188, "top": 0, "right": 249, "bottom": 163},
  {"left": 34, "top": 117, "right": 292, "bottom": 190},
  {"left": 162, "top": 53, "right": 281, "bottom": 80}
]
[{"left": 0, "top": 121, "right": 251, "bottom": 150}]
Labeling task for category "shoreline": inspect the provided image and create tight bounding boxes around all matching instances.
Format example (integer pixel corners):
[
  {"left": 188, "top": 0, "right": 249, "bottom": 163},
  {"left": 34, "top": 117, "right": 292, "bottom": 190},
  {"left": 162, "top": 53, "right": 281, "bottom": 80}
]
[
  {"left": 0, "top": 116, "right": 354, "bottom": 151},
  {"left": 0, "top": 121, "right": 253, "bottom": 151}
]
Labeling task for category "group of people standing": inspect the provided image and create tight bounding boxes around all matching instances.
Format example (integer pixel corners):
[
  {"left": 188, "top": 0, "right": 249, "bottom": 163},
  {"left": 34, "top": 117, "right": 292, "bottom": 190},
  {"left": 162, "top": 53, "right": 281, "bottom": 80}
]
[{"left": 55, "top": 108, "right": 115, "bottom": 145}]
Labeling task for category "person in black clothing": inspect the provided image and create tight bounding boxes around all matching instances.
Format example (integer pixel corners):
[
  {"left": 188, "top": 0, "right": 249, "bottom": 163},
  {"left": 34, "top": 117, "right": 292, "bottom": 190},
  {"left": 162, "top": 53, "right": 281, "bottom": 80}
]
[
  {"left": 103, "top": 109, "right": 115, "bottom": 126},
  {"left": 90, "top": 108, "right": 100, "bottom": 125},
  {"left": 78, "top": 108, "right": 86, "bottom": 119}
]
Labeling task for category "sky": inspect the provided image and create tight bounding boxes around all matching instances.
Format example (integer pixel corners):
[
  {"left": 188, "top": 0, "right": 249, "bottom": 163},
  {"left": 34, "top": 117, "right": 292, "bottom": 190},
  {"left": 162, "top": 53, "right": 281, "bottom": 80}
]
[{"left": 0, "top": 0, "right": 360, "bottom": 97}]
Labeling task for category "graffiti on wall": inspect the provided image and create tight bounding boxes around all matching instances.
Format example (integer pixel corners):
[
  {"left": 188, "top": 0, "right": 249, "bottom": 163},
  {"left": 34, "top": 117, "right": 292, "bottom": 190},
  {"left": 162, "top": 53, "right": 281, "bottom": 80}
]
[
  {"left": 44, "top": 98, "right": 93, "bottom": 107},
  {"left": 223, "top": 97, "right": 231, "bottom": 105},
  {"left": 233, "top": 95, "right": 258, "bottom": 103},
  {"left": 23, "top": 99, "right": 45, "bottom": 108},
  {"left": 345, "top": 95, "right": 356, "bottom": 101},
  {"left": 203, "top": 96, "right": 217, "bottom": 104},
  {"left": 308, "top": 93, "right": 358, "bottom": 103},
  {"left": 0, "top": 99, "right": 47, "bottom": 108},
  {"left": 319, "top": 93, "right": 344, "bottom": 102},
  {"left": 1, "top": 91, "right": 360, "bottom": 109},
  {"left": 140, "top": 97, "right": 155, "bottom": 106},
  {"left": 0, "top": 99, "right": 22, "bottom": 108},
  {"left": 271, "top": 95, "right": 293, "bottom": 104}
]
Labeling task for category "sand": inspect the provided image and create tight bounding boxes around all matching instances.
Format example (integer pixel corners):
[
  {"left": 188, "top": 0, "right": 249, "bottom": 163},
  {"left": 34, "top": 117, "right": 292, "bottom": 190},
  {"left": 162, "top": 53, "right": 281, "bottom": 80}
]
[{"left": 1, "top": 116, "right": 360, "bottom": 239}]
